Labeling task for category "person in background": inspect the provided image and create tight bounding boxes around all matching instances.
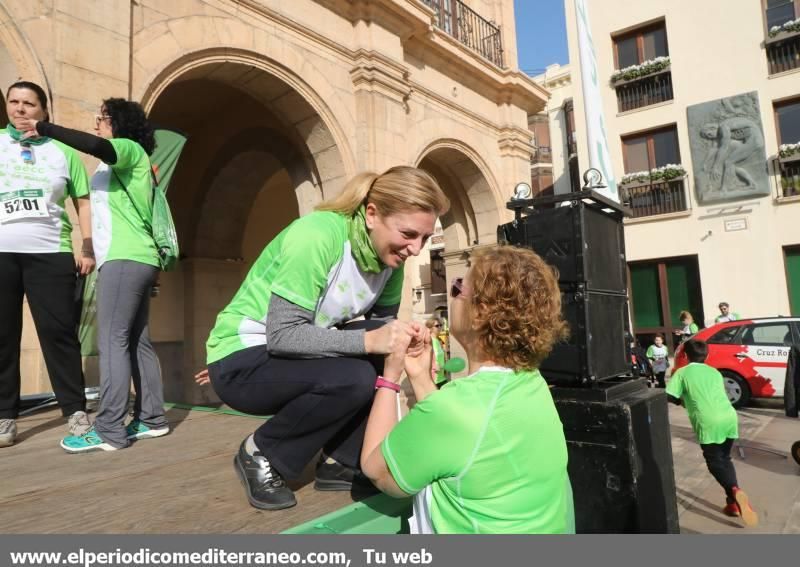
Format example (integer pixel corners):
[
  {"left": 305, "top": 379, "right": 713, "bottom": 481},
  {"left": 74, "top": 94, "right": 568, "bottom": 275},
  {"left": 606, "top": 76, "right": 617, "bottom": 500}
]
[
  {"left": 426, "top": 316, "right": 448, "bottom": 386},
  {"left": 360, "top": 246, "right": 574, "bottom": 533},
  {"left": 198, "top": 166, "right": 448, "bottom": 511},
  {"left": 646, "top": 333, "right": 669, "bottom": 389},
  {"left": 18, "top": 98, "right": 170, "bottom": 453},
  {"left": 714, "top": 302, "right": 740, "bottom": 324},
  {"left": 0, "top": 81, "right": 94, "bottom": 447},
  {"left": 674, "top": 310, "right": 699, "bottom": 343},
  {"left": 666, "top": 339, "right": 758, "bottom": 527}
]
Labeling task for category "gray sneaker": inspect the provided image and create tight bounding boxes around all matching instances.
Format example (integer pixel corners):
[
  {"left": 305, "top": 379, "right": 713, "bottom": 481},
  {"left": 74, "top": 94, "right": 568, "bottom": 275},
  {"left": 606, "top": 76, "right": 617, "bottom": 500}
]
[
  {"left": 0, "top": 419, "right": 17, "bottom": 447},
  {"left": 67, "top": 411, "right": 92, "bottom": 437}
]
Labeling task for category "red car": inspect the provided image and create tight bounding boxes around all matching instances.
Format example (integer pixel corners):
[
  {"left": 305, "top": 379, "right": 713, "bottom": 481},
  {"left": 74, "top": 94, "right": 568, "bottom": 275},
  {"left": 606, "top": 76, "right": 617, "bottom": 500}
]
[{"left": 672, "top": 317, "right": 799, "bottom": 408}]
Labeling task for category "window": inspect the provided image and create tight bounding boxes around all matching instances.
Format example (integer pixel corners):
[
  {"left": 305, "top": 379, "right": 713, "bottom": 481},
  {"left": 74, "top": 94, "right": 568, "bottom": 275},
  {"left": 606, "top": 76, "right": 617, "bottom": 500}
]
[
  {"left": 741, "top": 323, "right": 792, "bottom": 345},
  {"left": 707, "top": 327, "right": 740, "bottom": 344},
  {"left": 614, "top": 23, "right": 668, "bottom": 69},
  {"left": 430, "top": 248, "right": 446, "bottom": 295},
  {"left": 766, "top": 0, "right": 797, "bottom": 30},
  {"left": 785, "top": 246, "right": 800, "bottom": 315},
  {"left": 775, "top": 98, "right": 800, "bottom": 145},
  {"left": 622, "top": 126, "right": 680, "bottom": 172}
]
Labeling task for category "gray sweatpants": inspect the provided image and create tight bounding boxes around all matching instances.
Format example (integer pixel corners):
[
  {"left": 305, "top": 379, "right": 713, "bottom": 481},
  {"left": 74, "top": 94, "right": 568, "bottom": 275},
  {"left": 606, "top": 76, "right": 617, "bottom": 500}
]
[{"left": 94, "top": 260, "right": 167, "bottom": 448}]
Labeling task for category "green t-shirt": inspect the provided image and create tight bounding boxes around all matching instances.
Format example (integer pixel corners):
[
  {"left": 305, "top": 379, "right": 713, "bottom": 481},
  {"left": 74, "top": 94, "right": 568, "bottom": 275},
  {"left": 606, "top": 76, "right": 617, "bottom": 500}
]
[
  {"left": 432, "top": 338, "right": 447, "bottom": 385},
  {"left": 206, "top": 211, "right": 403, "bottom": 364},
  {"left": 90, "top": 138, "right": 159, "bottom": 268},
  {"left": 0, "top": 129, "right": 89, "bottom": 253},
  {"left": 666, "top": 362, "right": 739, "bottom": 444},
  {"left": 382, "top": 367, "right": 574, "bottom": 534}
]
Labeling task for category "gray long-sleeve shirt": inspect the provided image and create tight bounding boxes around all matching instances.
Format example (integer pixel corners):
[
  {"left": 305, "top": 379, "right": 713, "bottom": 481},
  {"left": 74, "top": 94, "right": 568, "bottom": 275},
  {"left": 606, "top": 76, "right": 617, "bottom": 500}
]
[{"left": 266, "top": 294, "right": 398, "bottom": 358}]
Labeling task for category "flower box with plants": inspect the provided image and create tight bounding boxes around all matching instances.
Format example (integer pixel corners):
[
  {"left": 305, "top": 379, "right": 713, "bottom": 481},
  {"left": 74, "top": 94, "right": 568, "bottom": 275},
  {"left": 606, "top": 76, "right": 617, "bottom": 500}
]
[
  {"left": 779, "top": 142, "right": 800, "bottom": 163},
  {"left": 610, "top": 56, "right": 671, "bottom": 86},
  {"left": 619, "top": 164, "right": 687, "bottom": 188},
  {"left": 768, "top": 18, "right": 800, "bottom": 43}
]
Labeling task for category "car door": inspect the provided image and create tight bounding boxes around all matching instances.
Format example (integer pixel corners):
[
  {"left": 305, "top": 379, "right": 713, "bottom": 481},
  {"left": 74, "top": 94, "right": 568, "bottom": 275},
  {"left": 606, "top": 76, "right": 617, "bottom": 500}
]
[{"left": 736, "top": 322, "right": 792, "bottom": 397}]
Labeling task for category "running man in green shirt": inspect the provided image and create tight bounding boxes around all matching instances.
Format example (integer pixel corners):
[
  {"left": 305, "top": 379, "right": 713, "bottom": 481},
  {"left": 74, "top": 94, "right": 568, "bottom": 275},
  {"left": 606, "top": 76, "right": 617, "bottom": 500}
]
[
  {"left": 666, "top": 340, "right": 758, "bottom": 527},
  {"left": 361, "top": 246, "right": 575, "bottom": 534}
]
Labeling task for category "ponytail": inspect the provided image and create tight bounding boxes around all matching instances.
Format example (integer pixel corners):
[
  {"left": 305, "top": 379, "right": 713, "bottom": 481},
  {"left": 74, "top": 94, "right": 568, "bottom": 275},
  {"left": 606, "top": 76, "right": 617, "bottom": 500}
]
[{"left": 316, "top": 166, "right": 449, "bottom": 217}]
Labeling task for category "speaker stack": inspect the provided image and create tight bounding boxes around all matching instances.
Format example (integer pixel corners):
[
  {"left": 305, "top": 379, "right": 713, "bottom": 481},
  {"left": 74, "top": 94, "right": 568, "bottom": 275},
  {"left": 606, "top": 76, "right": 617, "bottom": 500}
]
[{"left": 498, "top": 190, "right": 678, "bottom": 533}]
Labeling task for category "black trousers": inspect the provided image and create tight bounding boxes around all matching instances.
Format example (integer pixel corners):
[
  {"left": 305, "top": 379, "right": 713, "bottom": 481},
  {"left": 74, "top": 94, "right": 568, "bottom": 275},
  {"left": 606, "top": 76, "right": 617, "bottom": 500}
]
[
  {"left": 654, "top": 371, "right": 666, "bottom": 389},
  {"left": 700, "top": 438, "right": 738, "bottom": 498},
  {"left": 209, "top": 321, "right": 384, "bottom": 480},
  {"left": 0, "top": 252, "right": 86, "bottom": 418}
]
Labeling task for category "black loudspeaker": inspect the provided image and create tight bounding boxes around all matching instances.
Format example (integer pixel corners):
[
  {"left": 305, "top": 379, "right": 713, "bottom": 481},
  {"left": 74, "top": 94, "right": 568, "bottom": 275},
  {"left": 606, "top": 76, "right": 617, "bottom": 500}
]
[
  {"left": 497, "top": 193, "right": 627, "bottom": 293},
  {"left": 498, "top": 191, "right": 631, "bottom": 386},
  {"left": 541, "top": 288, "right": 630, "bottom": 385},
  {"left": 553, "top": 384, "right": 679, "bottom": 533}
]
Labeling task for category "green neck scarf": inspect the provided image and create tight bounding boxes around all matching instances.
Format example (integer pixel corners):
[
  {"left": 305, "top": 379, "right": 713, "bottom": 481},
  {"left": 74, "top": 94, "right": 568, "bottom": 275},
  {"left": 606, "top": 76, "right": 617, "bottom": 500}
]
[
  {"left": 348, "top": 206, "right": 383, "bottom": 273},
  {"left": 6, "top": 123, "right": 50, "bottom": 146}
]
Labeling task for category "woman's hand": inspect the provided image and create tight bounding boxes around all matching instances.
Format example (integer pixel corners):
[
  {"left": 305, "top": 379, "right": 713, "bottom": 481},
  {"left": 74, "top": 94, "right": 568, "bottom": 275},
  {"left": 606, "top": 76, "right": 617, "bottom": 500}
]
[
  {"left": 14, "top": 118, "right": 39, "bottom": 138},
  {"left": 383, "top": 332, "right": 412, "bottom": 382},
  {"left": 194, "top": 369, "right": 211, "bottom": 386},
  {"left": 75, "top": 251, "right": 96, "bottom": 275},
  {"left": 365, "top": 320, "right": 415, "bottom": 355},
  {"left": 404, "top": 338, "right": 434, "bottom": 385}
]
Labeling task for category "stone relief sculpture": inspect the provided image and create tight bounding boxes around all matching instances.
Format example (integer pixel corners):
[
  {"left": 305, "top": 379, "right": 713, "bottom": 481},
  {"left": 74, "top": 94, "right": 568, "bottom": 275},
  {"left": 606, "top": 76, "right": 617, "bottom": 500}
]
[{"left": 687, "top": 92, "right": 769, "bottom": 204}]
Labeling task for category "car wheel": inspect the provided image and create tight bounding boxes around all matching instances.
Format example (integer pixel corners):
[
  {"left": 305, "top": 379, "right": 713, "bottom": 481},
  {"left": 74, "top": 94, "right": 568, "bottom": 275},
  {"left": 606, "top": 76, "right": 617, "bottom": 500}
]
[
  {"left": 721, "top": 371, "right": 751, "bottom": 409},
  {"left": 792, "top": 441, "right": 800, "bottom": 466}
]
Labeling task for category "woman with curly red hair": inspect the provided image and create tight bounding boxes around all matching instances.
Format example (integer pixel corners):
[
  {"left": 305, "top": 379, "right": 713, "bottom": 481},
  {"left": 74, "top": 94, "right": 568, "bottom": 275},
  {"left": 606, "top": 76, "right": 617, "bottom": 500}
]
[{"left": 360, "top": 245, "right": 575, "bottom": 533}]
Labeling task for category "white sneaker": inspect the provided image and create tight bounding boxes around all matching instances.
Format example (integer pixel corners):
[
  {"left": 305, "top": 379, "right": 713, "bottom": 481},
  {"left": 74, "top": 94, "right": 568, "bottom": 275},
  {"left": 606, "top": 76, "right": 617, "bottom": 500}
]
[
  {"left": 0, "top": 419, "right": 17, "bottom": 447},
  {"left": 67, "top": 411, "right": 92, "bottom": 436}
]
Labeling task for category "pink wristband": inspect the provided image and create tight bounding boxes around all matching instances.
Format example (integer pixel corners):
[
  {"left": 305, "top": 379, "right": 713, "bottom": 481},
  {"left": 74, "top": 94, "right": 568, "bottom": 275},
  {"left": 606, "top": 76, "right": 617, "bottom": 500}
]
[{"left": 375, "top": 377, "right": 401, "bottom": 393}]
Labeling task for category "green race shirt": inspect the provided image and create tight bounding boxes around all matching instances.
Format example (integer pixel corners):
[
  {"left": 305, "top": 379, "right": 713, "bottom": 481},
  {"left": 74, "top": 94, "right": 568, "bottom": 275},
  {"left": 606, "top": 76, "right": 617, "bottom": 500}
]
[
  {"left": 206, "top": 211, "right": 403, "bottom": 364},
  {"left": 432, "top": 338, "right": 447, "bottom": 385},
  {"left": 666, "top": 362, "right": 739, "bottom": 444},
  {"left": 0, "top": 129, "right": 89, "bottom": 253},
  {"left": 90, "top": 138, "right": 159, "bottom": 268},
  {"left": 382, "top": 367, "right": 574, "bottom": 534}
]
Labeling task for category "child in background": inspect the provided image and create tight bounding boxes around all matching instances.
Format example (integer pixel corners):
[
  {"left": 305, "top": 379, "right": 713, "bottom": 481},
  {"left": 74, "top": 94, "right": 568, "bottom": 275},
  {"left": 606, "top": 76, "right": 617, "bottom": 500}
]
[
  {"left": 674, "top": 310, "right": 699, "bottom": 343},
  {"left": 666, "top": 340, "right": 758, "bottom": 527},
  {"left": 646, "top": 333, "right": 669, "bottom": 388}
]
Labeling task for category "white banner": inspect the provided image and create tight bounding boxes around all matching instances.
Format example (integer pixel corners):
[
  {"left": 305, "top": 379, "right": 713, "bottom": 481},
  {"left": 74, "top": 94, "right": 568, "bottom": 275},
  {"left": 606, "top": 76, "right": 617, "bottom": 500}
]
[{"left": 574, "top": 0, "right": 618, "bottom": 202}]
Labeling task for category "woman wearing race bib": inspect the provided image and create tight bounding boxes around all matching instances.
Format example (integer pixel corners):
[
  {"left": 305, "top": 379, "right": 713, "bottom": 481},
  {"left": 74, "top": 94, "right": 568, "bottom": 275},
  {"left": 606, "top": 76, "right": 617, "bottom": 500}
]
[
  {"left": 362, "top": 246, "right": 575, "bottom": 534},
  {"left": 199, "top": 166, "right": 448, "bottom": 510},
  {"left": 0, "top": 81, "right": 94, "bottom": 447},
  {"left": 18, "top": 99, "right": 169, "bottom": 453}
]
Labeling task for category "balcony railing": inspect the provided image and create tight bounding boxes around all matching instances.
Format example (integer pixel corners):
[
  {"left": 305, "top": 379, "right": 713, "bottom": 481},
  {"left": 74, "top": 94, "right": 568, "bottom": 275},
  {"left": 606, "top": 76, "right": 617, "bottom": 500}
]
[
  {"left": 614, "top": 69, "right": 673, "bottom": 113},
  {"left": 531, "top": 145, "right": 552, "bottom": 163},
  {"left": 620, "top": 178, "right": 689, "bottom": 218},
  {"left": 766, "top": 30, "right": 800, "bottom": 75},
  {"left": 420, "top": 0, "right": 505, "bottom": 68},
  {"left": 776, "top": 157, "right": 800, "bottom": 197}
]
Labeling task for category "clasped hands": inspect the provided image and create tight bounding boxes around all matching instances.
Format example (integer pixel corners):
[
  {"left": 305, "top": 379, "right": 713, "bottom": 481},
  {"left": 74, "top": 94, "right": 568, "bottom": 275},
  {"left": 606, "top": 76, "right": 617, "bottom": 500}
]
[{"left": 370, "top": 320, "right": 435, "bottom": 386}]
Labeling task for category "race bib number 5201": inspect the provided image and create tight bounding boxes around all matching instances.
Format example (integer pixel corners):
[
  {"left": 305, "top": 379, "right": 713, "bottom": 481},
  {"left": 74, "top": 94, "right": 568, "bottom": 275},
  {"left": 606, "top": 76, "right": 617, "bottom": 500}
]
[{"left": 0, "top": 189, "right": 48, "bottom": 223}]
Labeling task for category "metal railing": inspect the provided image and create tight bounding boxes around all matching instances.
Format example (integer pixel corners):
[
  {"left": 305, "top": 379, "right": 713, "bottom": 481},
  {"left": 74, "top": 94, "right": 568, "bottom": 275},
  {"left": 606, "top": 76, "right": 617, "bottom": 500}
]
[
  {"left": 620, "top": 178, "right": 688, "bottom": 218},
  {"left": 776, "top": 158, "right": 800, "bottom": 197},
  {"left": 766, "top": 32, "right": 800, "bottom": 75},
  {"left": 614, "top": 70, "right": 673, "bottom": 113},
  {"left": 531, "top": 145, "right": 552, "bottom": 163},
  {"left": 421, "top": 0, "right": 505, "bottom": 68}
]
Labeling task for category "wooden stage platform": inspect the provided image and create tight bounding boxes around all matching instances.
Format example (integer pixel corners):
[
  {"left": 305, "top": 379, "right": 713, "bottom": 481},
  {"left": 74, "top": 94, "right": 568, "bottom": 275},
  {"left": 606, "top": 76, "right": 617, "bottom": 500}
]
[{"left": 0, "top": 406, "right": 362, "bottom": 534}]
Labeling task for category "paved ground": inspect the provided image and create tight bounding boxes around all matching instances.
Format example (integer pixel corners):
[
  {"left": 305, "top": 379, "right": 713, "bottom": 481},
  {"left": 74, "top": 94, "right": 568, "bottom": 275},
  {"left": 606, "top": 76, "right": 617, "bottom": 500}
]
[
  {"left": 670, "top": 397, "right": 800, "bottom": 533},
  {"left": 2, "top": 396, "right": 798, "bottom": 533}
]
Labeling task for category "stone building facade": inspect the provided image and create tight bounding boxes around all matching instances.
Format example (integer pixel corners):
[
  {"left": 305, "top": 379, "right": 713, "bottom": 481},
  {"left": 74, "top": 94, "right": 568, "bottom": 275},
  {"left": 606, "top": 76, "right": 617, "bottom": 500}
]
[
  {"left": 542, "top": 0, "right": 800, "bottom": 349},
  {"left": 1, "top": 0, "right": 546, "bottom": 402}
]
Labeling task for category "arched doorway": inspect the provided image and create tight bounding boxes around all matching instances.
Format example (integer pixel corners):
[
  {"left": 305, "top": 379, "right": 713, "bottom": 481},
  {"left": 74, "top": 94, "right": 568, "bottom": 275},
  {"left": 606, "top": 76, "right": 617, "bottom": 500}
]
[
  {"left": 412, "top": 144, "right": 501, "bottom": 363},
  {"left": 143, "top": 59, "right": 349, "bottom": 404}
]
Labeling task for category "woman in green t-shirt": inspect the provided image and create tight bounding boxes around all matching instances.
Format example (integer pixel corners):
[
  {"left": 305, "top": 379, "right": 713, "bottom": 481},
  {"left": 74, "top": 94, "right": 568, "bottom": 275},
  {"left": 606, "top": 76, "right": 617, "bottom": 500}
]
[
  {"left": 362, "top": 246, "right": 575, "bottom": 534},
  {"left": 196, "top": 166, "right": 449, "bottom": 511},
  {"left": 18, "top": 99, "right": 168, "bottom": 454}
]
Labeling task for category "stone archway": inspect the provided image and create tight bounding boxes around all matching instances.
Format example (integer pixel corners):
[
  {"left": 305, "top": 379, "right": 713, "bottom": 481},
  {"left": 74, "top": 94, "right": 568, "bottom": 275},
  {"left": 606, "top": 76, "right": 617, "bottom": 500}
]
[
  {"left": 412, "top": 142, "right": 503, "bottom": 363},
  {"left": 143, "top": 57, "right": 350, "bottom": 404}
]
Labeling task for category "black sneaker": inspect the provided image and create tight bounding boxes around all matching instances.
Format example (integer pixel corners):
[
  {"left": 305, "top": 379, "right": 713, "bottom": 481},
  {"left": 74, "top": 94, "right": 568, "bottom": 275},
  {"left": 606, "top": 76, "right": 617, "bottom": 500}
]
[
  {"left": 314, "top": 456, "right": 370, "bottom": 491},
  {"left": 233, "top": 439, "right": 296, "bottom": 510}
]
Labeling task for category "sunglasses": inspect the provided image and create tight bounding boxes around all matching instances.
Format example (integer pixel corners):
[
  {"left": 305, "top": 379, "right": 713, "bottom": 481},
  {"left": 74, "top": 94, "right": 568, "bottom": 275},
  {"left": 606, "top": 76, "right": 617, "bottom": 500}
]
[{"left": 450, "top": 277, "right": 468, "bottom": 298}]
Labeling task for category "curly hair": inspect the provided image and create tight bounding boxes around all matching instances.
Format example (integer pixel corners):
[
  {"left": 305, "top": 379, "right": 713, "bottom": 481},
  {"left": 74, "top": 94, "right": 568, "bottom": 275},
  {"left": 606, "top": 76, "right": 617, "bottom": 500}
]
[
  {"left": 468, "top": 246, "right": 569, "bottom": 371},
  {"left": 102, "top": 98, "right": 156, "bottom": 155}
]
